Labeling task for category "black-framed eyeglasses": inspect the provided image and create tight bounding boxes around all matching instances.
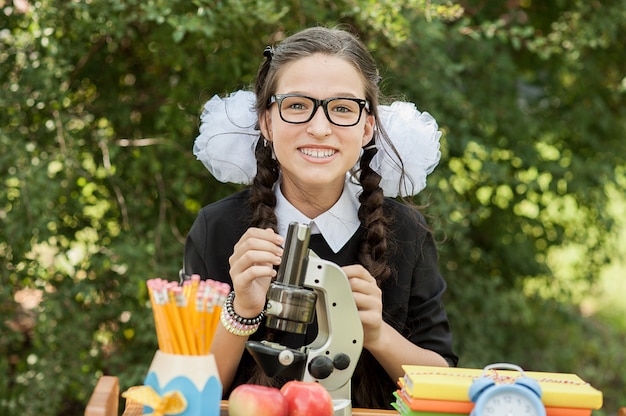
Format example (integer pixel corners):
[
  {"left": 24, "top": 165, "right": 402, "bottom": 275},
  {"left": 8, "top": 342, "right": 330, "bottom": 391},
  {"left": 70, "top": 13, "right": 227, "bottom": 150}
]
[{"left": 269, "top": 94, "right": 370, "bottom": 127}]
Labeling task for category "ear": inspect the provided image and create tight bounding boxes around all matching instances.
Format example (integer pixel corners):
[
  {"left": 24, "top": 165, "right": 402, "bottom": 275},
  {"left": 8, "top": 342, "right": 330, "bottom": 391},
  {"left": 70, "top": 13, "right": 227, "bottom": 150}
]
[
  {"left": 259, "top": 110, "right": 272, "bottom": 140},
  {"left": 361, "top": 113, "right": 375, "bottom": 147}
]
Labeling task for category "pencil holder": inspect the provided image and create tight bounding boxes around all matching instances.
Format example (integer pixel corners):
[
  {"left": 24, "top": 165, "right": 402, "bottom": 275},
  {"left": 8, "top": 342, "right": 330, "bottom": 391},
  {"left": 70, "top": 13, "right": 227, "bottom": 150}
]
[{"left": 143, "top": 350, "right": 222, "bottom": 416}]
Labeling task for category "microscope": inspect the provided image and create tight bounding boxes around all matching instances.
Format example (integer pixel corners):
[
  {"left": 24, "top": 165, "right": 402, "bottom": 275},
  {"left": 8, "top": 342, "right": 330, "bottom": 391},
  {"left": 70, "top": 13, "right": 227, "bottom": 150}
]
[{"left": 245, "top": 222, "right": 364, "bottom": 416}]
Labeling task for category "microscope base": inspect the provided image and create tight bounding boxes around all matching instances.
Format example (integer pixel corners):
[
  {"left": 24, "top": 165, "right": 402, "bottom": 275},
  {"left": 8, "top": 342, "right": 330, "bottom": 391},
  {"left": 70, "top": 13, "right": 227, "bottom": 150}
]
[{"left": 333, "top": 399, "right": 352, "bottom": 416}]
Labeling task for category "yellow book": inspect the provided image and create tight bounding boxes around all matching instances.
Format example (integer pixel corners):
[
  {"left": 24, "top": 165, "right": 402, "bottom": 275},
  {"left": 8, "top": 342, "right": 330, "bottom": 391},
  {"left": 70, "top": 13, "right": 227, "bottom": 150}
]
[{"left": 401, "top": 365, "right": 603, "bottom": 410}]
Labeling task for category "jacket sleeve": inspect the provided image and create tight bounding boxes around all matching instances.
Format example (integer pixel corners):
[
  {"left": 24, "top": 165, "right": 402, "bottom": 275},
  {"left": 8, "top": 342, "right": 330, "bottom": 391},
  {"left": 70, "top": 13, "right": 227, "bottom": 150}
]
[
  {"left": 382, "top": 200, "right": 458, "bottom": 367},
  {"left": 407, "top": 226, "right": 458, "bottom": 366}
]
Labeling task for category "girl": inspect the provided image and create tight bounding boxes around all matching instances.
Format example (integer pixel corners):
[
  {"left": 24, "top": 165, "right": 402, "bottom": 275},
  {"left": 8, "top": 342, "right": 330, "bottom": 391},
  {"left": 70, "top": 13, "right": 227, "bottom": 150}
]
[{"left": 184, "top": 26, "right": 457, "bottom": 409}]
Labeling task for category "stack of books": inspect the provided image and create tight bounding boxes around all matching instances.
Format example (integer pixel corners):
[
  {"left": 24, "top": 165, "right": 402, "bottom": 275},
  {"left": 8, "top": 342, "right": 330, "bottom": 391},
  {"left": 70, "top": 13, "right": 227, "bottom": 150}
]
[{"left": 393, "top": 365, "right": 603, "bottom": 416}]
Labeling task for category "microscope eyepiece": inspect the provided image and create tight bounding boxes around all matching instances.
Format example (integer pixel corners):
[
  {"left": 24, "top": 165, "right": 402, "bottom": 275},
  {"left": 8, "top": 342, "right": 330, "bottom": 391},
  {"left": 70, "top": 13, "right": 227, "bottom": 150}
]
[{"left": 275, "top": 222, "right": 310, "bottom": 287}]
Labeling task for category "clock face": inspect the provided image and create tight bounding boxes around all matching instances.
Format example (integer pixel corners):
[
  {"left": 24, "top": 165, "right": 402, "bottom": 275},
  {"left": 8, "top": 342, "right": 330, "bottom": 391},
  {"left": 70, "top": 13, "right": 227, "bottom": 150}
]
[{"left": 482, "top": 390, "right": 541, "bottom": 416}]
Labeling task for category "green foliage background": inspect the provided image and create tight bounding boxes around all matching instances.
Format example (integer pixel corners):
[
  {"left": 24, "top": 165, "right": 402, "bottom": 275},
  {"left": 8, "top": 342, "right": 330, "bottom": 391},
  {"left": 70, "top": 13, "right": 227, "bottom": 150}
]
[{"left": 1, "top": 1, "right": 625, "bottom": 414}]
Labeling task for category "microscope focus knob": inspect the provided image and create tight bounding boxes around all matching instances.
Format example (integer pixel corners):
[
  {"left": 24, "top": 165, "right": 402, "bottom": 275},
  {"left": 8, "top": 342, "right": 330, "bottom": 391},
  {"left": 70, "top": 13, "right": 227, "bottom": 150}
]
[
  {"left": 332, "top": 353, "right": 351, "bottom": 371},
  {"left": 308, "top": 356, "right": 334, "bottom": 379},
  {"left": 278, "top": 349, "right": 295, "bottom": 366}
]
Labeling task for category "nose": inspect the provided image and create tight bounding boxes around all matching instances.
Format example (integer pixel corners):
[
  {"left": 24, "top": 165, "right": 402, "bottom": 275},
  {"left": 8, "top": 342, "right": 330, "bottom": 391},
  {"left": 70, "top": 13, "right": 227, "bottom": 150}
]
[{"left": 306, "top": 104, "right": 332, "bottom": 137}]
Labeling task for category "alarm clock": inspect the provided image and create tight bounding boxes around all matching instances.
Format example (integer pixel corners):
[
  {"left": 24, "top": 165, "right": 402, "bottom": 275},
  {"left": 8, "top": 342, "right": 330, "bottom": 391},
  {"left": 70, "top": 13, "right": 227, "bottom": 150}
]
[{"left": 469, "top": 363, "right": 546, "bottom": 416}]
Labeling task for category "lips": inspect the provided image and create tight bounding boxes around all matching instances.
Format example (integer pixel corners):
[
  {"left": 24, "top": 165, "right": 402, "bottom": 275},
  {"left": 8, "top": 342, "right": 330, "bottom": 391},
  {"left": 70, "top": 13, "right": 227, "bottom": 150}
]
[{"left": 299, "top": 147, "right": 336, "bottom": 158}]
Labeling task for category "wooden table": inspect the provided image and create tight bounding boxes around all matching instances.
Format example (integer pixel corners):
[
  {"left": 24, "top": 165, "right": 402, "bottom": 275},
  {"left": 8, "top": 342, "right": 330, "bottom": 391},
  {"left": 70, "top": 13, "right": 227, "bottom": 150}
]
[
  {"left": 123, "top": 400, "right": 397, "bottom": 415},
  {"left": 84, "top": 375, "right": 397, "bottom": 416}
]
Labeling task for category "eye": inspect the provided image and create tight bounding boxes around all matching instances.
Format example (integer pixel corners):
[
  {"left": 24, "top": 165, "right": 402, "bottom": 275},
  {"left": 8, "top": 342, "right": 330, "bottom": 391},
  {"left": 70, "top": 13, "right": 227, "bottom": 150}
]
[
  {"left": 333, "top": 105, "right": 352, "bottom": 113},
  {"left": 287, "top": 102, "right": 306, "bottom": 110},
  {"left": 328, "top": 99, "right": 359, "bottom": 114},
  {"left": 282, "top": 96, "right": 312, "bottom": 112}
]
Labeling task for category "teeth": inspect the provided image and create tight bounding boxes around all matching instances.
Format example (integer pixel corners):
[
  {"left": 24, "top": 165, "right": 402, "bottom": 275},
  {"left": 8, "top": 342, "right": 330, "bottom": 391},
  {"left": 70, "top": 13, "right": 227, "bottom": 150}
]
[{"left": 300, "top": 148, "right": 336, "bottom": 158}]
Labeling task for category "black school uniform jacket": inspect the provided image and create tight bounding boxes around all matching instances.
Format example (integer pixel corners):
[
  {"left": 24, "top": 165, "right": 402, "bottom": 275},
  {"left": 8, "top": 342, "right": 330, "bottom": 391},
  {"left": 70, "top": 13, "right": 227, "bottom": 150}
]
[{"left": 183, "top": 189, "right": 458, "bottom": 408}]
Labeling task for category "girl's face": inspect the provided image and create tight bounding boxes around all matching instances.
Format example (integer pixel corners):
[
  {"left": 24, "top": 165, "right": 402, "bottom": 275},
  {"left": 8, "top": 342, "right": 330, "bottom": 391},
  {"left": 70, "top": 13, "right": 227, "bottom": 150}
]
[{"left": 260, "top": 53, "right": 374, "bottom": 202}]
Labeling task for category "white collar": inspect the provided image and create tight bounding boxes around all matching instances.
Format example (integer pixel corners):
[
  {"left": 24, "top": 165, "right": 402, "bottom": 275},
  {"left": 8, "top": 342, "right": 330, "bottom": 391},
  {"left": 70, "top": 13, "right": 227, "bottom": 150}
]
[{"left": 275, "top": 178, "right": 362, "bottom": 253}]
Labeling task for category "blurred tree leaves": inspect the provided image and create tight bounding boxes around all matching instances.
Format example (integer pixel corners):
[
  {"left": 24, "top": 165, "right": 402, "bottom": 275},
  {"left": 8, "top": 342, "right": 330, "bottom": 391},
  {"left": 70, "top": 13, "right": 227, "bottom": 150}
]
[{"left": 1, "top": 0, "right": 625, "bottom": 414}]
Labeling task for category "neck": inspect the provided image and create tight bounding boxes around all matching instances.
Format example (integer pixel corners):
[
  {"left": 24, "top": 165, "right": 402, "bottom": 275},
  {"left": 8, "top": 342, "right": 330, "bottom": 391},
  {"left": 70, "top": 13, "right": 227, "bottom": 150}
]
[{"left": 280, "top": 179, "right": 344, "bottom": 219}]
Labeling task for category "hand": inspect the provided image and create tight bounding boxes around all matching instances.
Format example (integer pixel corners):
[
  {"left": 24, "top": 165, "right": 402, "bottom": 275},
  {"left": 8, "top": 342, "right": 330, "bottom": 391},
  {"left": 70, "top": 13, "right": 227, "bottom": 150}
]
[
  {"left": 229, "top": 228, "right": 284, "bottom": 317},
  {"left": 341, "top": 264, "right": 383, "bottom": 349}
]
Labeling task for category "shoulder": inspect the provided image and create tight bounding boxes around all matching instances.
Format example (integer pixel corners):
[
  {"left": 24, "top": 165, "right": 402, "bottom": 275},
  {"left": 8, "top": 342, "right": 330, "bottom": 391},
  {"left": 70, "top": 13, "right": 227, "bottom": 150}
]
[
  {"left": 382, "top": 198, "right": 429, "bottom": 240},
  {"left": 196, "top": 188, "right": 251, "bottom": 217},
  {"left": 191, "top": 189, "right": 252, "bottom": 233},
  {"left": 184, "top": 189, "right": 252, "bottom": 281}
]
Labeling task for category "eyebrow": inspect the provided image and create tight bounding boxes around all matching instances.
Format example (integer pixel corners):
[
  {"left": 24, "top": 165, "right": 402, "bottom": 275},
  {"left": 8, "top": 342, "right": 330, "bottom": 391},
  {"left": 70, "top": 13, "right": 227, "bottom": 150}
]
[{"left": 281, "top": 91, "right": 362, "bottom": 99}]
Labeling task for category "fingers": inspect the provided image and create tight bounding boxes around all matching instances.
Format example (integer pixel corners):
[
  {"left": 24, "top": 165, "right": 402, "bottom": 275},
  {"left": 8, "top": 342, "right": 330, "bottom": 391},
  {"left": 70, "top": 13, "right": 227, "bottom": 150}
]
[
  {"left": 343, "top": 266, "right": 381, "bottom": 311},
  {"left": 342, "top": 265, "right": 383, "bottom": 346},
  {"left": 230, "top": 228, "right": 284, "bottom": 279},
  {"left": 232, "top": 228, "right": 284, "bottom": 259},
  {"left": 228, "top": 228, "right": 284, "bottom": 316},
  {"left": 343, "top": 265, "right": 379, "bottom": 295}
]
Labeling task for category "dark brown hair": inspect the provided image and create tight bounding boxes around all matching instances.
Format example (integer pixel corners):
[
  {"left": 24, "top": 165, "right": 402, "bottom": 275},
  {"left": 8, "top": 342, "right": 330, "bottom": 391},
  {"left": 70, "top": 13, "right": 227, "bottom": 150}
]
[{"left": 248, "top": 26, "right": 405, "bottom": 408}]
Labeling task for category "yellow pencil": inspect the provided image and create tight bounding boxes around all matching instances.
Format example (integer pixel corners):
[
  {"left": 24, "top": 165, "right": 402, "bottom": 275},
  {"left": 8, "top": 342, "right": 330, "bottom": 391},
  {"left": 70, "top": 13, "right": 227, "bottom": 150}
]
[
  {"left": 203, "top": 280, "right": 217, "bottom": 354},
  {"left": 173, "top": 286, "right": 198, "bottom": 355},
  {"left": 185, "top": 276, "right": 201, "bottom": 354},
  {"left": 206, "top": 281, "right": 230, "bottom": 352},
  {"left": 148, "top": 279, "right": 175, "bottom": 354},
  {"left": 147, "top": 281, "right": 166, "bottom": 352},
  {"left": 194, "top": 286, "right": 206, "bottom": 354},
  {"left": 163, "top": 285, "right": 183, "bottom": 354},
  {"left": 164, "top": 284, "right": 188, "bottom": 355}
]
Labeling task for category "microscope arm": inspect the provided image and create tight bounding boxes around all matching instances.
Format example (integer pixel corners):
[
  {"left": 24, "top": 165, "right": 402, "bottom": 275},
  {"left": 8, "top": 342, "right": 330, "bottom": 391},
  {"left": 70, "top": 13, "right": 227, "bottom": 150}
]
[{"left": 302, "top": 252, "right": 364, "bottom": 392}]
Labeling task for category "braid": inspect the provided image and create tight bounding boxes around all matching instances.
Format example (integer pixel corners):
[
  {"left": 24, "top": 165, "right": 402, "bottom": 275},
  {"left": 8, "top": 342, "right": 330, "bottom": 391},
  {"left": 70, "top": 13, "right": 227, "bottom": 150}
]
[
  {"left": 249, "top": 138, "right": 279, "bottom": 231},
  {"left": 357, "top": 144, "right": 391, "bottom": 284},
  {"left": 249, "top": 41, "right": 279, "bottom": 231}
]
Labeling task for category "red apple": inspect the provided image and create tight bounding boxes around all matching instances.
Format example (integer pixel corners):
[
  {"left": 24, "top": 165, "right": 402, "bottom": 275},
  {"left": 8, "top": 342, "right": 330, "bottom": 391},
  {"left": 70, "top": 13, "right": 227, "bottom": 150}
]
[
  {"left": 280, "top": 380, "right": 333, "bottom": 416},
  {"left": 228, "top": 384, "right": 288, "bottom": 416}
]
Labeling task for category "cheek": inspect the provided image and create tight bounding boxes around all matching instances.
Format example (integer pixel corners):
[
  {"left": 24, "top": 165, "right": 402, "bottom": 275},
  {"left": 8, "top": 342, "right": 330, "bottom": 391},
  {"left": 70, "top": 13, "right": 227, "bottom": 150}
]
[
  {"left": 349, "top": 147, "right": 363, "bottom": 167},
  {"left": 345, "top": 136, "right": 366, "bottom": 166},
  {"left": 268, "top": 129, "right": 295, "bottom": 162}
]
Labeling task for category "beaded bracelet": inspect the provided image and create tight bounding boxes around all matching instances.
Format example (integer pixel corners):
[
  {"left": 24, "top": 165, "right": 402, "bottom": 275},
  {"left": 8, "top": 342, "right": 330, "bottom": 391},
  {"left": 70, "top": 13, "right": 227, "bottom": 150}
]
[{"left": 220, "top": 291, "right": 265, "bottom": 336}]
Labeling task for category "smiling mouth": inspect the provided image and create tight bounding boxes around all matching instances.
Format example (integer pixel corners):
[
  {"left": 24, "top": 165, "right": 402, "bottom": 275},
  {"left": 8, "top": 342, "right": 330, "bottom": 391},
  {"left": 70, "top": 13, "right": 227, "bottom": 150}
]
[{"left": 299, "top": 148, "right": 336, "bottom": 158}]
